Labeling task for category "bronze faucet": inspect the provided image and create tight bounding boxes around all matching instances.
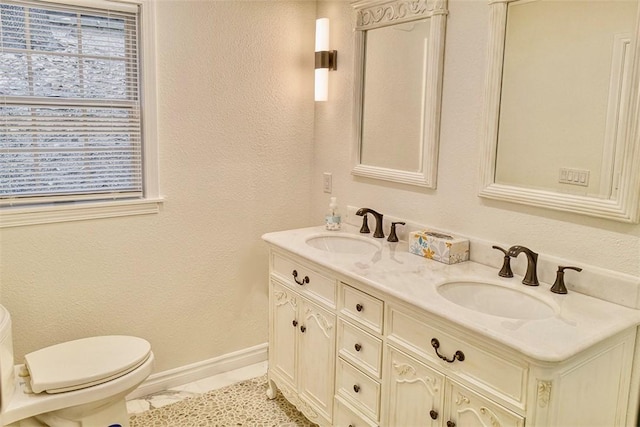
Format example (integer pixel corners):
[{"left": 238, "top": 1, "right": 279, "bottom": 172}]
[
  {"left": 356, "top": 208, "right": 384, "bottom": 238},
  {"left": 507, "top": 245, "right": 539, "bottom": 286}
]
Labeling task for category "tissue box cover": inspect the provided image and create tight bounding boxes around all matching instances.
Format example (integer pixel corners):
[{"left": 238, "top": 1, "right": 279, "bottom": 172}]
[{"left": 409, "top": 230, "right": 469, "bottom": 264}]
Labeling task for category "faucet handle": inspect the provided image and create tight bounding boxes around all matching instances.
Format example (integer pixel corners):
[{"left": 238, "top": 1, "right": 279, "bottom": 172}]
[
  {"left": 359, "top": 214, "right": 370, "bottom": 234},
  {"left": 492, "top": 246, "right": 514, "bottom": 278},
  {"left": 550, "top": 265, "right": 582, "bottom": 294},
  {"left": 387, "top": 222, "right": 406, "bottom": 242}
]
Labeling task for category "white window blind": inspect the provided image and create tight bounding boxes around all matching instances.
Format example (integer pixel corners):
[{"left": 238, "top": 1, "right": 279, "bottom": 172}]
[{"left": 0, "top": 0, "right": 143, "bottom": 207}]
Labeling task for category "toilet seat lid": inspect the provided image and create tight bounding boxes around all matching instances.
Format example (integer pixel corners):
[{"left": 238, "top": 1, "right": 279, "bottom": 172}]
[{"left": 24, "top": 335, "right": 151, "bottom": 394}]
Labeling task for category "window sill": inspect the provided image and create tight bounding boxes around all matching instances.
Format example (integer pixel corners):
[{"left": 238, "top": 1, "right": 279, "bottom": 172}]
[{"left": 0, "top": 198, "right": 164, "bottom": 228}]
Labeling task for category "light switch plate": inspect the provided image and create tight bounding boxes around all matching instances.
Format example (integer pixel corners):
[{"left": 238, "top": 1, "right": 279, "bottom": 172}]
[
  {"left": 559, "top": 168, "right": 589, "bottom": 187},
  {"left": 323, "top": 172, "right": 332, "bottom": 193}
]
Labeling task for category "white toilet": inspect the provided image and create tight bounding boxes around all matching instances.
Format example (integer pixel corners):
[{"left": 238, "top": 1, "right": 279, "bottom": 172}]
[{"left": 0, "top": 305, "right": 154, "bottom": 427}]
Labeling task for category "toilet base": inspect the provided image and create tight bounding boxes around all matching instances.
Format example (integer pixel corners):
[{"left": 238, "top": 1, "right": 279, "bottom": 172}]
[{"left": 7, "top": 397, "right": 130, "bottom": 427}]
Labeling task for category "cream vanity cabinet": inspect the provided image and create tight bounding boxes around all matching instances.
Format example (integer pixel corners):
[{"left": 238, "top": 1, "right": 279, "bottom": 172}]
[
  {"left": 385, "top": 343, "right": 524, "bottom": 427},
  {"left": 383, "top": 303, "right": 527, "bottom": 427},
  {"left": 265, "top": 246, "right": 639, "bottom": 427},
  {"left": 267, "top": 250, "right": 338, "bottom": 426},
  {"left": 336, "top": 290, "right": 527, "bottom": 427},
  {"left": 384, "top": 298, "right": 637, "bottom": 427}
]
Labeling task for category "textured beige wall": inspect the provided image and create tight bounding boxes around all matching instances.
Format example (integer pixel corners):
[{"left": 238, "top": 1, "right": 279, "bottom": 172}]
[
  {"left": 2, "top": 0, "right": 640, "bottom": 379},
  {"left": 0, "top": 0, "right": 316, "bottom": 371},
  {"left": 313, "top": 0, "right": 640, "bottom": 277}
]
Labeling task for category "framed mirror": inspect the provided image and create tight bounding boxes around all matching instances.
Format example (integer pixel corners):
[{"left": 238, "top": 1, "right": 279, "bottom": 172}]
[
  {"left": 480, "top": 0, "right": 640, "bottom": 223},
  {"left": 351, "top": 0, "right": 448, "bottom": 188}
]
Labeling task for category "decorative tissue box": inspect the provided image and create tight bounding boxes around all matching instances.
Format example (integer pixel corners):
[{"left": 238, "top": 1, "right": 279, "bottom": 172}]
[{"left": 409, "top": 229, "right": 470, "bottom": 264}]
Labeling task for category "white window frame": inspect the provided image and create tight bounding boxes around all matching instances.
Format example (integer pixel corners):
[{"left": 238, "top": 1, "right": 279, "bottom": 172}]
[{"left": 0, "top": 0, "right": 161, "bottom": 228}]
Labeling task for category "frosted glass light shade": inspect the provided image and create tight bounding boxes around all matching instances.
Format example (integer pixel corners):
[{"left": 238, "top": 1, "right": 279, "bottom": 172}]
[
  {"left": 315, "top": 68, "right": 329, "bottom": 102},
  {"left": 315, "top": 18, "right": 330, "bottom": 51},
  {"left": 315, "top": 18, "right": 330, "bottom": 102}
]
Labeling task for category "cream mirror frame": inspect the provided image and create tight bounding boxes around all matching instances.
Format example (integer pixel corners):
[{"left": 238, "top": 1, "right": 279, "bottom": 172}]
[
  {"left": 479, "top": 0, "right": 640, "bottom": 223},
  {"left": 351, "top": 0, "right": 448, "bottom": 188}
]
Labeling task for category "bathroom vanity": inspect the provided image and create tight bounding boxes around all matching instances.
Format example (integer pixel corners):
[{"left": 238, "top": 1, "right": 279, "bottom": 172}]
[{"left": 263, "top": 225, "right": 640, "bottom": 427}]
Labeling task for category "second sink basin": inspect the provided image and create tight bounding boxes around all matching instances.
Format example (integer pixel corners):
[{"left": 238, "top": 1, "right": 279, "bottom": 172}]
[
  {"left": 437, "top": 281, "right": 556, "bottom": 320},
  {"left": 305, "top": 233, "right": 381, "bottom": 254}
]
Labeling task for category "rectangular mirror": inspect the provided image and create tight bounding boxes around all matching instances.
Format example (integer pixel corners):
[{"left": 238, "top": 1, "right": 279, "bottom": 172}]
[
  {"left": 480, "top": 0, "right": 640, "bottom": 222},
  {"left": 351, "top": 0, "right": 448, "bottom": 188}
]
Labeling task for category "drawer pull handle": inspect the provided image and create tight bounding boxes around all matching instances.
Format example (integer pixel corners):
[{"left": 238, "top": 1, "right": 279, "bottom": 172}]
[
  {"left": 356, "top": 303, "right": 364, "bottom": 312},
  {"left": 292, "top": 270, "right": 310, "bottom": 286},
  {"left": 292, "top": 320, "right": 298, "bottom": 327},
  {"left": 431, "top": 338, "right": 465, "bottom": 363},
  {"left": 447, "top": 421, "right": 456, "bottom": 427},
  {"left": 430, "top": 410, "right": 438, "bottom": 420},
  {"left": 300, "top": 325, "right": 306, "bottom": 333},
  {"left": 353, "top": 384, "right": 360, "bottom": 393},
  {"left": 354, "top": 343, "right": 362, "bottom": 352}
]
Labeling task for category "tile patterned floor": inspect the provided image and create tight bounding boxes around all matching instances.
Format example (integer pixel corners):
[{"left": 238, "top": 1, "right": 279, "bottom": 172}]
[
  {"left": 128, "top": 374, "right": 316, "bottom": 427},
  {"left": 126, "top": 361, "right": 269, "bottom": 415}
]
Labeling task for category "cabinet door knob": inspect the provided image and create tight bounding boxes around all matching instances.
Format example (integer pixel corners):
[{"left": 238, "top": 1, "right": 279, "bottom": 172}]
[
  {"left": 356, "top": 303, "right": 364, "bottom": 312},
  {"left": 300, "top": 325, "right": 306, "bottom": 333},
  {"left": 430, "top": 410, "right": 438, "bottom": 420},
  {"left": 447, "top": 421, "right": 456, "bottom": 427},
  {"left": 292, "top": 320, "right": 298, "bottom": 327},
  {"left": 353, "top": 384, "right": 360, "bottom": 393},
  {"left": 354, "top": 343, "right": 362, "bottom": 352}
]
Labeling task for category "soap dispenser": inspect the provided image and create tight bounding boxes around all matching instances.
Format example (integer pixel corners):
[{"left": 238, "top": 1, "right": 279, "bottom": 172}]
[{"left": 325, "top": 197, "right": 341, "bottom": 231}]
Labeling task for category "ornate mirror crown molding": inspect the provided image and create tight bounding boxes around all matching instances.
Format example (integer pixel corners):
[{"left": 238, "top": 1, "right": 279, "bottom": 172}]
[
  {"left": 350, "top": 0, "right": 448, "bottom": 188},
  {"left": 353, "top": 0, "right": 448, "bottom": 30}
]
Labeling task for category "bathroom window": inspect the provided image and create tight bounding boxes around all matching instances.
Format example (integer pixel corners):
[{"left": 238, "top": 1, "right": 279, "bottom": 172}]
[{"left": 0, "top": 0, "right": 160, "bottom": 227}]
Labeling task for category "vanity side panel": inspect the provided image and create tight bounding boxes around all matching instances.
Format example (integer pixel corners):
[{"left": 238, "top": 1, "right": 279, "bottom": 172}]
[
  {"left": 627, "top": 327, "right": 640, "bottom": 427},
  {"left": 543, "top": 328, "right": 636, "bottom": 427}
]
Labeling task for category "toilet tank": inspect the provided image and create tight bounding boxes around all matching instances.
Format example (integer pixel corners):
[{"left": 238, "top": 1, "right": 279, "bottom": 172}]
[{"left": 0, "top": 305, "right": 15, "bottom": 413}]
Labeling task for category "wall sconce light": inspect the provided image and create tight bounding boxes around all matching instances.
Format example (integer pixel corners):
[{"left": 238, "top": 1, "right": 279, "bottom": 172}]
[{"left": 315, "top": 18, "right": 337, "bottom": 102}]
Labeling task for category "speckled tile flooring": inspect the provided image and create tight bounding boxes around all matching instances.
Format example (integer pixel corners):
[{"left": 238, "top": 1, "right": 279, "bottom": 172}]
[
  {"left": 127, "top": 362, "right": 316, "bottom": 426},
  {"left": 127, "top": 362, "right": 270, "bottom": 415}
]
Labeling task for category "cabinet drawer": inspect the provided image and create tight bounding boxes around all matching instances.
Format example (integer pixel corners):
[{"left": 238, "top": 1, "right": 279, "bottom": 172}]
[
  {"left": 336, "top": 359, "right": 381, "bottom": 422},
  {"left": 271, "top": 252, "right": 336, "bottom": 307},
  {"left": 340, "top": 284, "right": 383, "bottom": 333},
  {"left": 335, "top": 397, "right": 378, "bottom": 427},
  {"left": 387, "top": 305, "right": 528, "bottom": 409},
  {"left": 338, "top": 319, "right": 383, "bottom": 379}
]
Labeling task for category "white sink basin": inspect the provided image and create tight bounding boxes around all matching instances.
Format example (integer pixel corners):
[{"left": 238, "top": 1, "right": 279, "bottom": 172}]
[
  {"left": 305, "top": 233, "right": 381, "bottom": 254},
  {"left": 437, "top": 281, "right": 556, "bottom": 320}
]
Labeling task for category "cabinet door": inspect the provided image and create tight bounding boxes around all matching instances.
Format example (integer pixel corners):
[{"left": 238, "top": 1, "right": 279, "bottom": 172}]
[
  {"left": 445, "top": 381, "right": 524, "bottom": 427},
  {"left": 298, "top": 297, "right": 336, "bottom": 420},
  {"left": 270, "top": 280, "right": 298, "bottom": 386},
  {"left": 383, "top": 346, "right": 444, "bottom": 427}
]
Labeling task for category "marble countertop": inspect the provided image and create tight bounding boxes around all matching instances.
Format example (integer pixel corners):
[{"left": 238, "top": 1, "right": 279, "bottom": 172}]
[{"left": 263, "top": 225, "right": 640, "bottom": 363}]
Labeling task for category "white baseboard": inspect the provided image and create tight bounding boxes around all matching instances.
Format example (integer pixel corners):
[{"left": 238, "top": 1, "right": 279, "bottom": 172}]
[{"left": 127, "top": 342, "right": 268, "bottom": 399}]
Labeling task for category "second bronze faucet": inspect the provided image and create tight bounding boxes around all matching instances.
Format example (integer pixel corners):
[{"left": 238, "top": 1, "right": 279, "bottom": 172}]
[{"left": 492, "top": 245, "right": 582, "bottom": 294}]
